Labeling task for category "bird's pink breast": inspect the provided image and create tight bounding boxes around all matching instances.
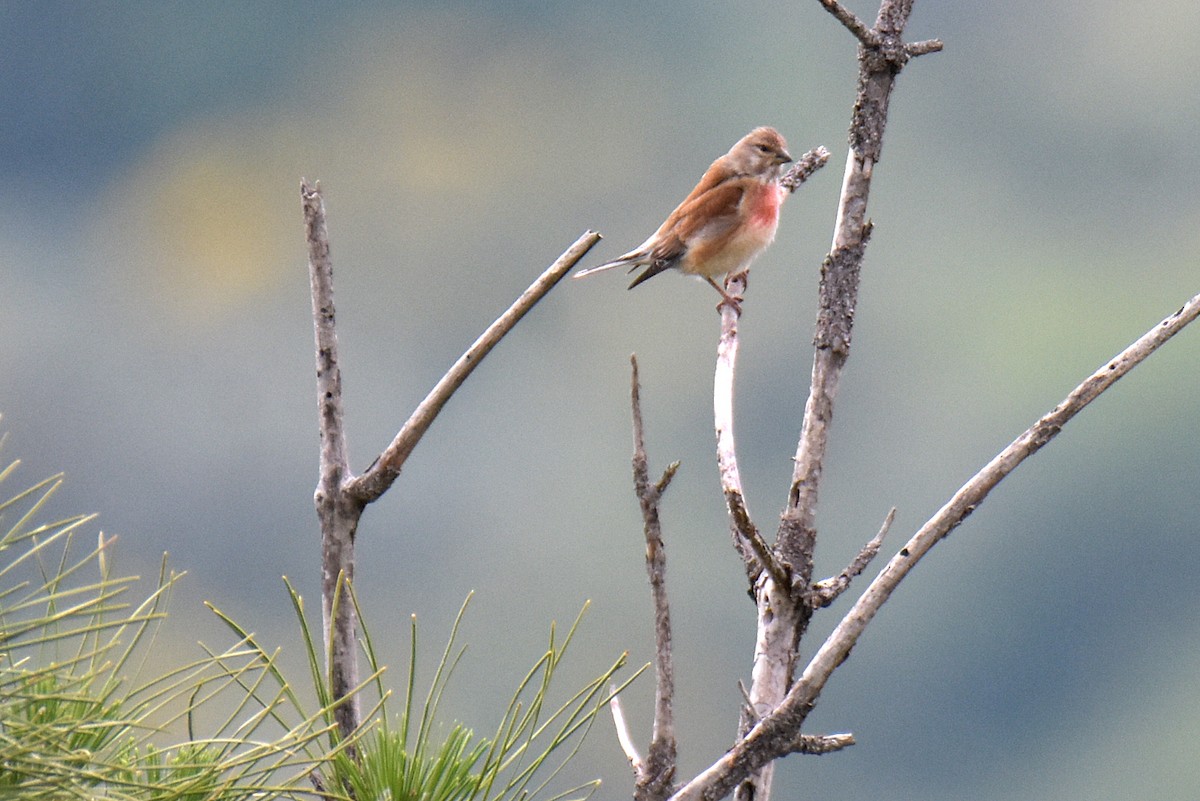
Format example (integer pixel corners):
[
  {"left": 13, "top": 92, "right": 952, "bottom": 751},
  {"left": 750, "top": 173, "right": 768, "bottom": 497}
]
[
  {"left": 748, "top": 181, "right": 784, "bottom": 229},
  {"left": 682, "top": 182, "right": 784, "bottom": 278}
]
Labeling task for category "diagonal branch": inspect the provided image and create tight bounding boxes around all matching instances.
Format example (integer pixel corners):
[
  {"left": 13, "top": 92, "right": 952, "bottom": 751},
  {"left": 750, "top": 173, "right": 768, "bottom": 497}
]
[
  {"left": 815, "top": 0, "right": 876, "bottom": 47},
  {"left": 783, "top": 290, "right": 1200, "bottom": 717},
  {"left": 348, "top": 230, "right": 602, "bottom": 504},
  {"left": 811, "top": 507, "right": 895, "bottom": 607},
  {"left": 673, "top": 290, "right": 1200, "bottom": 801},
  {"left": 780, "top": 146, "right": 832, "bottom": 193}
]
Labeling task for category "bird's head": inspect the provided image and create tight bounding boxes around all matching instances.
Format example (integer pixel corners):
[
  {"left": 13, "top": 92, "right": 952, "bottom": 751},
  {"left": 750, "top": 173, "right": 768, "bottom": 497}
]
[{"left": 728, "top": 127, "right": 793, "bottom": 179}]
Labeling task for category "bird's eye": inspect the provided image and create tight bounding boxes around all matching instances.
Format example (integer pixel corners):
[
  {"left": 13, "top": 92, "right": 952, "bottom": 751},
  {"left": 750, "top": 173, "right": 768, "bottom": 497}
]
[{"left": 755, "top": 144, "right": 771, "bottom": 153}]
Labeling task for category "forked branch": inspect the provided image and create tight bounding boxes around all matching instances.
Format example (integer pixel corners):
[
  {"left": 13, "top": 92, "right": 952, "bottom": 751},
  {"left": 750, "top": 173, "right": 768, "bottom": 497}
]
[
  {"left": 673, "top": 290, "right": 1200, "bottom": 801},
  {"left": 303, "top": 177, "right": 601, "bottom": 743}
]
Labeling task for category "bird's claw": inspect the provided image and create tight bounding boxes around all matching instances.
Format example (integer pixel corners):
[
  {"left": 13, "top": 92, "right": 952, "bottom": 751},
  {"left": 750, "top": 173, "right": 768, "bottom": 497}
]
[
  {"left": 713, "top": 271, "right": 747, "bottom": 314},
  {"left": 716, "top": 291, "right": 744, "bottom": 315}
]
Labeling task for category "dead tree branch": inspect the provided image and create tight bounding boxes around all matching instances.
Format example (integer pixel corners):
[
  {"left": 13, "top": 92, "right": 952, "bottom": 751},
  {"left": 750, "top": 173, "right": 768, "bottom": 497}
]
[
  {"left": 811, "top": 507, "right": 895, "bottom": 608},
  {"left": 304, "top": 180, "right": 362, "bottom": 746},
  {"left": 349, "top": 230, "right": 603, "bottom": 504},
  {"left": 628, "top": 354, "right": 680, "bottom": 801},
  {"left": 727, "top": 2, "right": 934, "bottom": 800},
  {"left": 673, "top": 290, "right": 1200, "bottom": 801},
  {"left": 715, "top": 298, "right": 789, "bottom": 589},
  {"left": 713, "top": 144, "right": 832, "bottom": 588},
  {"left": 303, "top": 177, "right": 600, "bottom": 743},
  {"left": 780, "top": 1, "right": 939, "bottom": 582},
  {"left": 707, "top": 144, "right": 833, "bottom": 801},
  {"left": 780, "top": 146, "right": 832, "bottom": 193}
]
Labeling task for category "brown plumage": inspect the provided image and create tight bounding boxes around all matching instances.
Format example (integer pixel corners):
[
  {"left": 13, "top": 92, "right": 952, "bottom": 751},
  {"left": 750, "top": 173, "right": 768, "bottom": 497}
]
[{"left": 575, "top": 127, "right": 792, "bottom": 306}]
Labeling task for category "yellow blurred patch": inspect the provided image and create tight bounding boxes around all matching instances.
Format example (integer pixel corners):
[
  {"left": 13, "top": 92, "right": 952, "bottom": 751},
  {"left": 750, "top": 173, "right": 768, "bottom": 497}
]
[
  {"left": 94, "top": 125, "right": 293, "bottom": 322},
  {"left": 147, "top": 155, "right": 282, "bottom": 301}
]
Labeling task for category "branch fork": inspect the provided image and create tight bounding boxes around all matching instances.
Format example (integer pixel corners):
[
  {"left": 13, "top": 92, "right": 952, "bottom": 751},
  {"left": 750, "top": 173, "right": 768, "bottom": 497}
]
[{"left": 304, "top": 178, "right": 600, "bottom": 744}]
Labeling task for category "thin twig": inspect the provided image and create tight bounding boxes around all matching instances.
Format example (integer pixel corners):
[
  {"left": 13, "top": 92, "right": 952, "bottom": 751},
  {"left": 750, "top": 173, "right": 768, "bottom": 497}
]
[
  {"left": 348, "top": 230, "right": 602, "bottom": 504},
  {"left": 630, "top": 355, "right": 679, "bottom": 801},
  {"left": 780, "top": 146, "right": 832, "bottom": 193},
  {"left": 792, "top": 733, "right": 856, "bottom": 755},
  {"left": 610, "top": 691, "right": 644, "bottom": 771},
  {"left": 674, "top": 290, "right": 1200, "bottom": 801},
  {"left": 906, "top": 38, "right": 944, "bottom": 56},
  {"left": 811, "top": 507, "right": 895, "bottom": 607}
]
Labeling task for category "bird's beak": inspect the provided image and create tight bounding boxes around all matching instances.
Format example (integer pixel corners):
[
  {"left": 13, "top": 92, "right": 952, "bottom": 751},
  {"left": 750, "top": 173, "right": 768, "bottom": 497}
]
[{"left": 777, "top": 150, "right": 794, "bottom": 165}]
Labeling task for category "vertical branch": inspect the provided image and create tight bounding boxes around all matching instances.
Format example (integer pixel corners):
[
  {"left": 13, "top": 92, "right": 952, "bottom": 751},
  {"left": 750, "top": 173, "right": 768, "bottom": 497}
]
[
  {"left": 714, "top": 293, "right": 788, "bottom": 586},
  {"left": 303, "top": 179, "right": 364, "bottom": 744},
  {"left": 717, "top": 4, "right": 939, "bottom": 801},
  {"left": 630, "top": 355, "right": 680, "bottom": 801},
  {"left": 714, "top": 277, "right": 801, "bottom": 801},
  {"left": 715, "top": 148, "right": 831, "bottom": 801},
  {"left": 779, "top": 0, "right": 939, "bottom": 582}
]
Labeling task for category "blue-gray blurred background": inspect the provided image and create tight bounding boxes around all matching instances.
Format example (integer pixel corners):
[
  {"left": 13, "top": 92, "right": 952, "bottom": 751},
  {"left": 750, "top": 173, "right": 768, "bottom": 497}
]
[{"left": 3, "top": 2, "right": 1199, "bottom": 798}]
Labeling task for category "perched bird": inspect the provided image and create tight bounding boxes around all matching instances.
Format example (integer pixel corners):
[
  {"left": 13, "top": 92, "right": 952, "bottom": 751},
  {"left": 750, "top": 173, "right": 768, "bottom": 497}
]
[{"left": 574, "top": 127, "right": 792, "bottom": 309}]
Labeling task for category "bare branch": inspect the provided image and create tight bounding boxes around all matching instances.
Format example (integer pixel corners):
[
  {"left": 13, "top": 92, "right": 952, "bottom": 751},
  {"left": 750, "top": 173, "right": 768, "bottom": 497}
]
[
  {"left": 348, "top": 230, "right": 602, "bottom": 504},
  {"left": 715, "top": 282, "right": 790, "bottom": 589},
  {"left": 811, "top": 507, "right": 895, "bottom": 607},
  {"left": 630, "top": 355, "right": 679, "bottom": 801},
  {"left": 906, "top": 38, "right": 944, "bottom": 56},
  {"left": 304, "top": 180, "right": 351, "bottom": 495},
  {"left": 685, "top": 2, "right": 941, "bottom": 796},
  {"left": 815, "top": 0, "right": 876, "bottom": 46},
  {"left": 792, "top": 733, "right": 855, "bottom": 755},
  {"left": 780, "top": 146, "right": 832, "bottom": 193},
  {"left": 303, "top": 179, "right": 362, "bottom": 743},
  {"left": 303, "top": 182, "right": 601, "bottom": 747},
  {"left": 780, "top": 0, "right": 934, "bottom": 583},
  {"left": 610, "top": 690, "right": 644, "bottom": 771},
  {"left": 785, "top": 289, "right": 1200, "bottom": 710},
  {"left": 715, "top": 144, "right": 830, "bottom": 801},
  {"left": 674, "top": 290, "right": 1200, "bottom": 801}
]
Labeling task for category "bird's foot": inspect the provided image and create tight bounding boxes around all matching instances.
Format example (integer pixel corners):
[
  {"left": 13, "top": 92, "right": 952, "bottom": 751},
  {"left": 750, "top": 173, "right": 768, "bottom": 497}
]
[
  {"left": 715, "top": 289, "right": 744, "bottom": 315},
  {"left": 708, "top": 275, "right": 744, "bottom": 315}
]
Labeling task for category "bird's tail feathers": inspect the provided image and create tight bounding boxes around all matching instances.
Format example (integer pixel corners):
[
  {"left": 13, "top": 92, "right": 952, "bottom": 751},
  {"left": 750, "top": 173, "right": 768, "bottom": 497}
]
[{"left": 572, "top": 251, "right": 650, "bottom": 279}]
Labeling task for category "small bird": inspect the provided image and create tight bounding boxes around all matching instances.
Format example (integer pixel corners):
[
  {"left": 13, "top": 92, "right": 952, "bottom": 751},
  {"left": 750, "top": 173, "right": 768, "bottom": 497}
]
[{"left": 574, "top": 127, "right": 792, "bottom": 309}]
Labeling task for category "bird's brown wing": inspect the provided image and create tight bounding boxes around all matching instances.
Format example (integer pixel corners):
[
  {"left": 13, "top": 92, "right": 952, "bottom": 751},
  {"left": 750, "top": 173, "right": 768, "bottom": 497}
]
[
  {"left": 660, "top": 179, "right": 746, "bottom": 251},
  {"left": 629, "top": 180, "right": 747, "bottom": 290}
]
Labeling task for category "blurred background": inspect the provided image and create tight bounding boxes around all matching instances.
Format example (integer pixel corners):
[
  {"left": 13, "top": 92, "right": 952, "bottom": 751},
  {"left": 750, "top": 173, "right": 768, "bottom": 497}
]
[{"left": 2, "top": 1, "right": 1199, "bottom": 798}]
